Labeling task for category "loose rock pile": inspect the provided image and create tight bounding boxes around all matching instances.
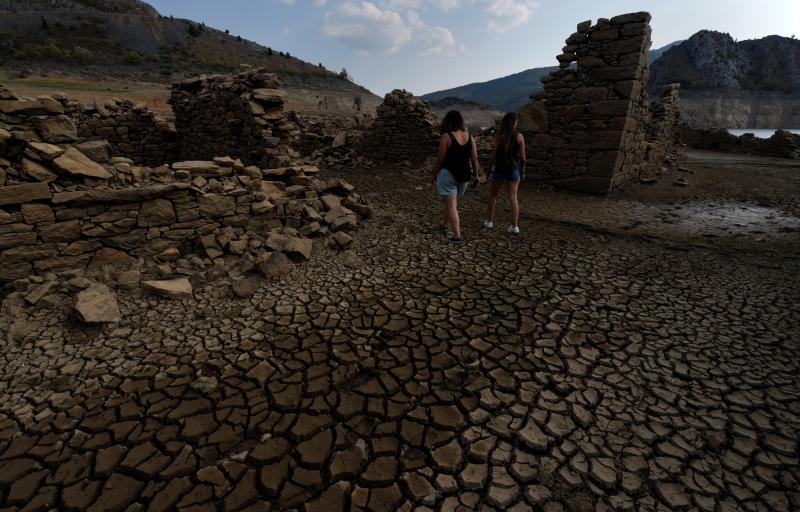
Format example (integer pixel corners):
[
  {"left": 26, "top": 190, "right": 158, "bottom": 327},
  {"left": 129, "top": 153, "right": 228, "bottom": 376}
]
[
  {"left": 362, "top": 90, "right": 439, "bottom": 165},
  {"left": 289, "top": 112, "right": 371, "bottom": 169},
  {"left": 170, "top": 68, "right": 298, "bottom": 167},
  {"left": 76, "top": 98, "right": 179, "bottom": 166},
  {"left": 520, "top": 12, "right": 681, "bottom": 194}
]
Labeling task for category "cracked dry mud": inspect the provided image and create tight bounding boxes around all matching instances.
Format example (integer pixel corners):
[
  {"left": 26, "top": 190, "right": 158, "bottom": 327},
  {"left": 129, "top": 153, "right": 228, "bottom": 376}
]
[{"left": 1, "top": 156, "right": 799, "bottom": 512}]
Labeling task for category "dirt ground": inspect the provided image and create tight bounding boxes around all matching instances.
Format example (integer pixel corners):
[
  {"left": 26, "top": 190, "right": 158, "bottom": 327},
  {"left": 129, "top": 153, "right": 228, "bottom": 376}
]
[{"left": 0, "top": 150, "right": 798, "bottom": 511}]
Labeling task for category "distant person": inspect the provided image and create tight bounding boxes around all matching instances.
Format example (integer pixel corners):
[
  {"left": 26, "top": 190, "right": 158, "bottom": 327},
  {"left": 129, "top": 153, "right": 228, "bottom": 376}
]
[
  {"left": 484, "top": 112, "right": 526, "bottom": 234},
  {"left": 432, "top": 110, "right": 480, "bottom": 245},
  {"left": 354, "top": 95, "right": 362, "bottom": 112}
]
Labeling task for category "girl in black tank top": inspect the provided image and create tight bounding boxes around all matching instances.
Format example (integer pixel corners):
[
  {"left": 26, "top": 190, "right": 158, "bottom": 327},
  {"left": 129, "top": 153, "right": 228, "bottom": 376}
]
[{"left": 432, "top": 110, "right": 481, "bottom": 245}]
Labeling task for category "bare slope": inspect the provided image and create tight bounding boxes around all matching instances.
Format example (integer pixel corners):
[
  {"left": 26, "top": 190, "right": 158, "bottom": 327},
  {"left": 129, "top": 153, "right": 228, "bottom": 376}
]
[{"left": 0, "top": 0, "right": 380, "bottom": 109}]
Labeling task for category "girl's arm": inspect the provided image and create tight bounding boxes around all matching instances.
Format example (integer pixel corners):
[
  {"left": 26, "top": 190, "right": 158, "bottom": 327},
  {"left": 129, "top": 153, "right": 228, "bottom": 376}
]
[
  {"left": 517, "top": 133, "right": 526, "bottom": 181},
  {"left": 470, "top": 136, "right": 481, "bottom": 178},
  {"left": 432, "top": 134, "right": 449, "bottom": 182}
]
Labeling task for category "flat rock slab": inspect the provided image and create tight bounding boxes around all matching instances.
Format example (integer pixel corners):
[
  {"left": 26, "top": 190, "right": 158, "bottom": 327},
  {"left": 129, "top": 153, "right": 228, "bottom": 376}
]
[
  {"left": 142, "top": 278, "right": 193, "bottom": 299},
  {"left": 0, "top": 182, "right": 52, "bottom": 206},
  {"left": 54, "top": 147, "right": 112, "bottom": 180},
  {"left": 74, "top": 284, "right": 121, "bottom": 324}
]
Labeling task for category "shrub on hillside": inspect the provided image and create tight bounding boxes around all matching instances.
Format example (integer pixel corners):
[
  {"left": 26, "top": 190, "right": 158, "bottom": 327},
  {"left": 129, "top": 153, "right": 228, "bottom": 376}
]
[{"left": 123, "top": 50, "right": 143, "bottom": 65}]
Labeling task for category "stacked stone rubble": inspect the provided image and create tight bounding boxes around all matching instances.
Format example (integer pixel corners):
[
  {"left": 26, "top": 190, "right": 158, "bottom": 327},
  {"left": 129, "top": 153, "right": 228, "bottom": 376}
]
[
  {"left": 1, "top": 82, "right": 372, "bottom": 287},
  {"left": 522, "top": 12, "right": 663, "bottom": 194},
  {"left": 0, "top": 84, "right": 128, "bottom": 186},
  {"left": 644, "top": 83, "right": 681, "bottom": 173},
  {"left": 76, "top": 99, "right": 178, "bottom": 166},
  {"left": 680, "top": 127, "right": 800, "bottom": 159},
  {"left": 170, "top": 68, "right": 296, "bottom": 167},
  {"left": 362, "top": 90, "right": 439, "bottom": 164}
]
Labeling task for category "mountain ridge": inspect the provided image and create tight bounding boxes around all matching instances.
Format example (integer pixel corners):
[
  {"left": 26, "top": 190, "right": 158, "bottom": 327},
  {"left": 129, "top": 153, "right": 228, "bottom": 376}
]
[{"left": 421, "top": 42, "right": 681, "bottom": 112}]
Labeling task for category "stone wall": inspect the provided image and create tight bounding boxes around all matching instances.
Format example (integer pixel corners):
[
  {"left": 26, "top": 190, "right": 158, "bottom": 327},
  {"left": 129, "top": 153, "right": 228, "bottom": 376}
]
[
  {"left": 0, "top": 161, "right": 371, "bottom": 285},
  {"left": 643, "top": 83, "right": 681, "bottom": 172},
  {"left": 76, "top": 99, "right": 179, "bottom": 166},
  {"left": 362, "top": 90, "right": 439, "bottom": 165},
  {"left": 170, "top": 68, "right": 296, "bottom": 167},
  {"left": 521, "top": 12, "right": 660, "bottom": 194},
  {"left": 680, "top": 127, "right": 800, "bottom": 159}
]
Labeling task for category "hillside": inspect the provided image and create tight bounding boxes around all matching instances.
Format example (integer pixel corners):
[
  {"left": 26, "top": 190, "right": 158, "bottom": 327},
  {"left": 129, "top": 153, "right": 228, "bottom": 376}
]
[
  {"left": 421, "top": 66, "right": 558, "bottom": 113},
  {"left": 421, "top": 42, "right": 680, "bottom": 113},
  {"left": 649, "top": 31, "right": 800, "bottom": 128},
  {"left": 0, "top": 0, "right": 380, "bottom": 110}
]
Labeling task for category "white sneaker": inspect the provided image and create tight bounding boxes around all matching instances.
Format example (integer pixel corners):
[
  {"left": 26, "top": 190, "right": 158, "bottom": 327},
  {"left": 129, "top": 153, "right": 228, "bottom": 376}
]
[
  {"left": 483, "top": 220, "right": 494, "bottom": 229},
  {"left": 507, "top": 225, "right": 520, "bottom": 235}
]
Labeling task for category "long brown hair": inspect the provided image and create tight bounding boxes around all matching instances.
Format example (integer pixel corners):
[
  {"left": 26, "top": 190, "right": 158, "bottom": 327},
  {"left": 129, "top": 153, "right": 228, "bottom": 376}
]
[
  {"left": 495, "top": 112, "right": 518, "bottom": 169},
  {"left": 440, "top": 110, "right": 465, "bottom": 135}
]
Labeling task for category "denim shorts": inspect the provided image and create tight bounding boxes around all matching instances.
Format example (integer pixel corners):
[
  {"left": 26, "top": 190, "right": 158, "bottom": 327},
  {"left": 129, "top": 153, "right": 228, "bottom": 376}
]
[
  {"left": 436, "top": 169, "right": 468, "bottom": 196},
  {"left": 491, "top": 163, "right": 521, "bottom": 183}
]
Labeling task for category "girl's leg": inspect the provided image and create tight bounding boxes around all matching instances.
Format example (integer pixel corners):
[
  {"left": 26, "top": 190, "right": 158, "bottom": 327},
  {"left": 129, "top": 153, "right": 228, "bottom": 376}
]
[
  {"left": 507, "top": 181, "right": 520, "bottom": 227},
  {"left": 487, "top": 181, "right": 503, "bottom": 222},
  {"left": 445, "top": 195, "right": 461, "bottom": 238}
]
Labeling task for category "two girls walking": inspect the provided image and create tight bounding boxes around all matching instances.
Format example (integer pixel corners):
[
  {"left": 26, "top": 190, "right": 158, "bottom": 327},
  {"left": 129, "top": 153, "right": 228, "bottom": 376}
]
[{"left": 433, "top": 111, "right": 526, "bottom": 244}]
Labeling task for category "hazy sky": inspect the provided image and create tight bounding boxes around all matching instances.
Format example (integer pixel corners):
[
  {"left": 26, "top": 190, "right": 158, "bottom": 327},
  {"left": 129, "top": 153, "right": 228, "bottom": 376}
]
[{"left": 148, "top": 0, "right": 800, "bottom": 96}]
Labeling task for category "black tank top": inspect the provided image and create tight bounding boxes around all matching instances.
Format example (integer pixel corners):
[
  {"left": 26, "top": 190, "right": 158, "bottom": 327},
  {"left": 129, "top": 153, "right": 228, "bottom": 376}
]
[{"left": 442, "top": 133, "right": 472, "bottom": 183}]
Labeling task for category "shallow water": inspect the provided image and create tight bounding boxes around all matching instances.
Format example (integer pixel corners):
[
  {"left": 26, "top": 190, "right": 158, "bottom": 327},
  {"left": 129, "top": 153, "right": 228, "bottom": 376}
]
[{"left": 728, "top": 128, "right": 800, "bottom": 138}]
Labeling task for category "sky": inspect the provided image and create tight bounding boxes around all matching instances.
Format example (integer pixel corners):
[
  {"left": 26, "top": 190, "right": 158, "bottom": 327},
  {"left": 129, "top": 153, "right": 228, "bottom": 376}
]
[{"left": 147, "top": 0, "right": 800, "bottom": 96}]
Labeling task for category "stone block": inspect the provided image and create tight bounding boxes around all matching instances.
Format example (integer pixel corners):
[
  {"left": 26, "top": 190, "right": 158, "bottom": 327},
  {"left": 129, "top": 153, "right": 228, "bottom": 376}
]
[
  {"left": 21, "top": 204, "right": 55, "bottom": 224},
  {"left": 0, "top": 231, "right": 37, "bottom": 250},
  {"left": 38, "top": 220, "right": 82, "bottom": 243},
  {"left": 198, "top": 194, "right": 236, "bottom": 218},
  {"left": 138, "top": 199, "right": 176, "bottom": 227},
  {"left": 0, "top": 182, "right": 52, "bottom": 206}
]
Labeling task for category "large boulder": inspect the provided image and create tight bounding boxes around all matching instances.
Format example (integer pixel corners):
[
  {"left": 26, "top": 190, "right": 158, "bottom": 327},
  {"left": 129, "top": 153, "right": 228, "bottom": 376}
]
[
  {"left": 142, "top": 278, "right": 193, "bottom": 299},
  {"left": 74, "top": 284, "right": 122, "bottom": 324},
  {"left": 54, "top": 147, "right": 112, "bottom": 179},
  {"left": 34, "top": 115, "right": 77, "bottom": 143}
]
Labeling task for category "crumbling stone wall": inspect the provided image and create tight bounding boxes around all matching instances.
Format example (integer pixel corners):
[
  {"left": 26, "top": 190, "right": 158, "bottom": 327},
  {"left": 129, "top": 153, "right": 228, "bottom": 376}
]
[
  {"left": 76, "top": 99, "right": 179, "bottom": 166},
  {"left": 522, "top": 12, "right": 659, "bottom": 194},
  {"left": 644, "top": 84, "right": 681, "bottom": 172},
  {"left": 0, "top": 161, "right": 370, "bottom": 284},
  {"left": 681, "top": 127, "right": 800, "bottom": 159},
  {"left": 362, "top": 90, "right": 439, "bottom": 165},
  {"left": 1, "top": 81, "right": 371, "bottom": 287},
  {"left": 170, "top": 68, "right": 295, "bottom": 167}
]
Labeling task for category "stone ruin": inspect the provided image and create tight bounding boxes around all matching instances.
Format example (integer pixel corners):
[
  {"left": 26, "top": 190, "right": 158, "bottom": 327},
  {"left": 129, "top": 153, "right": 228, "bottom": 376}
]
[
  {"left": 519, "top": 12, "right": 682, "bottom": 194},
  {"left": 362, "top": 89, "right": 439, "bottom": 165},
  {"left": 0, "top": 74, "right": 372, "bottom": 311},
  {"left": 76, "top": 98, "right": 179, "bottom": 166},
  {"left": 170, "top": 69, "right": 298, "bottom": 167},
  {"left": 644, "top": 83, "right": 681, "bottom": 172},
  {"left": 680, "top": 127, "right": 800, "bottom": 160}
]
